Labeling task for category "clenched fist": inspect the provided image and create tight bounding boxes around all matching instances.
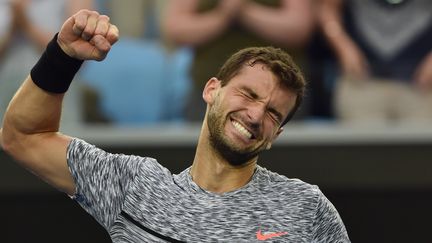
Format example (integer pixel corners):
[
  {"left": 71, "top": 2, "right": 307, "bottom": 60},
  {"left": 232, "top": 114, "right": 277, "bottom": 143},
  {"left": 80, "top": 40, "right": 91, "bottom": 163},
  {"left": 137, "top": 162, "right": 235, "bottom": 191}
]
[{"left": 57, "top": 9, "right": 119, "bottom": 61}]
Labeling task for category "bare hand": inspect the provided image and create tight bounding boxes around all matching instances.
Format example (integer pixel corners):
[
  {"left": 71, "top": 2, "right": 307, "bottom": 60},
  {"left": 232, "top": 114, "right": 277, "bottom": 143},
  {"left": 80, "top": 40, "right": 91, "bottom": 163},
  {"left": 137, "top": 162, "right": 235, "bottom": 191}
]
[
  {"left": 219, "top": 0, "right": 245, "bottom": 19},
  {"left": 337, "top": 41, "right": 370, "bottom": 79},
  {"left": 413, "top": 52, "right": 432, "bottom": 91},
  {"left": 57, "top": 9, "right": 119, "bottom": 61}
]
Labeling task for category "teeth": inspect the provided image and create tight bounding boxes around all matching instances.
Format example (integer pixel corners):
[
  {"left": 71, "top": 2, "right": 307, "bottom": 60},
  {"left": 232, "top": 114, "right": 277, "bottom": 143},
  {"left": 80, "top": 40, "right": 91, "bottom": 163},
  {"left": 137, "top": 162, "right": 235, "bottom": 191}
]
[{"left": 232, "top": 120, "right": 252, "bottom": 139}]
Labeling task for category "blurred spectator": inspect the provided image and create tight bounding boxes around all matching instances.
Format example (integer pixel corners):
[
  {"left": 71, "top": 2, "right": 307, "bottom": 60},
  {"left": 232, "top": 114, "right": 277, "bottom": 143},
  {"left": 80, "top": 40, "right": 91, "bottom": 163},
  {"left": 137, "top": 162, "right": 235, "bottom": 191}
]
[
  {"left": 78, "top": 0, "right": 192, "bottom": 125},
  {"left": 319, "top": 0, "right": 432, "bottom": 125},
  {"left": 0, "top": 0, "right": 93, "bottom": 126},
  {"left": 162, "top": 0, "right": 315, "bottom": 122},
  {"left": 107, "top": 0, "right": 169, "bottom": 40},
  {"left": 0, "top": 2, "right": 13, "bottom": 60}
]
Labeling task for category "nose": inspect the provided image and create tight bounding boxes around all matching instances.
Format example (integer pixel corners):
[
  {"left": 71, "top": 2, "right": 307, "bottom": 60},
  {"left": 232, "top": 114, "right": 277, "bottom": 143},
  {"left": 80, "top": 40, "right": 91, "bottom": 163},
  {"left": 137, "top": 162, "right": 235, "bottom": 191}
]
[{"left": 246, "top": 102, "right": 266, "bottom": 128}]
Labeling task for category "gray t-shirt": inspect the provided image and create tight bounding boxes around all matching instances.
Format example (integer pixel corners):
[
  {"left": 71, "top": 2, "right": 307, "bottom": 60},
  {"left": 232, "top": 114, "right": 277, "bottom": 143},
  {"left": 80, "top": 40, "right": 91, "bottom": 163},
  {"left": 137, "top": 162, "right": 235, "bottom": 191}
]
[{"left": 67, "top": 138, "right": 350, "bottom": 242}]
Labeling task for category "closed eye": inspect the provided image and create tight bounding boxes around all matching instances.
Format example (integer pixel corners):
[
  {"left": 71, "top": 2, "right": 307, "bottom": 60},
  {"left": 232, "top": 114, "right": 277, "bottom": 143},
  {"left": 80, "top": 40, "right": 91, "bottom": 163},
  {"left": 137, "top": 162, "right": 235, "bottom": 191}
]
[
  {"left": 241, "top": 92, "right": 253, "bottom": 100},
  {"left": 239, "top": 87, "right": 283, "bottom": 124},
  {"left": 267, "top": 108, "right": 283, "bottom": 125},
  {"left": 241, "top": 87, "right": 259, "bottom": 100}
]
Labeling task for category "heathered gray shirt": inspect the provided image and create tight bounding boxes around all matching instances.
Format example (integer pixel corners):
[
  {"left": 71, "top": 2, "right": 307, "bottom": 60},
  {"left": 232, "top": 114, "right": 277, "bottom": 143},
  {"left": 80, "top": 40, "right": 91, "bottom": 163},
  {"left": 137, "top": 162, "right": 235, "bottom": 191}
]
[{"left": 67, "top": 138, "right": 350, "bottom": 242}]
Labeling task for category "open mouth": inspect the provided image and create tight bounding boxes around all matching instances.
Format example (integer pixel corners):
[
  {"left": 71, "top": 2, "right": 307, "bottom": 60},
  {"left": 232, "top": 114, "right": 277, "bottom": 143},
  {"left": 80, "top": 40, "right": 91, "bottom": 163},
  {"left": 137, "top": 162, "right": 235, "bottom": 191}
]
[{"left": 231, "top": 119, "right": 255, "bottom": 140}]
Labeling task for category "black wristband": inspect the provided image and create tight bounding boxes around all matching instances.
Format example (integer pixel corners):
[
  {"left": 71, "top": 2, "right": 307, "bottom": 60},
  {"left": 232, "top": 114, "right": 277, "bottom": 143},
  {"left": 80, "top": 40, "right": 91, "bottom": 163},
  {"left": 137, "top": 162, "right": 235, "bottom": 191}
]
[{"left": 30, "top": 33, "right": 84, "bottom": 93}]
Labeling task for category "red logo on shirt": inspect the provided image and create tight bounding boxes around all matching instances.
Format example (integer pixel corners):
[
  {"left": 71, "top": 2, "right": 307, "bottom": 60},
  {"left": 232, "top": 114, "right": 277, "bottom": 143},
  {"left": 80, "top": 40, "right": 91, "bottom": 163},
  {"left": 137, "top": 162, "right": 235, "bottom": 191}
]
[{"left": 256, "top": 229, "right": 288, "bottom": 241}]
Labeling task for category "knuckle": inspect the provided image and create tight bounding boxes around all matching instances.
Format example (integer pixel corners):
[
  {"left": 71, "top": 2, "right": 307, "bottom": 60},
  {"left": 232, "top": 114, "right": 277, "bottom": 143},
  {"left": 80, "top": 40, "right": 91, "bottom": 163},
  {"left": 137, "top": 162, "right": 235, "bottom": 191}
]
[
  {"left": 82, "top": 28, "right": 93, "bottom": 36},
  {"left": 90, "top": 10, "right": 99, "bottom": 16},
  {"left": 94, "top": 29, "right": 104, "bottom": 36},
  {"left": 94, "top": 25, "right": 107, "bottom": 35},
  {"left": 74, "top": 22, "right": 86, "bottom": 31},
  {"left": 107, "top": 33, "right": 119, "bottom": 44},
  {"left": 107, "top": 26, "right": 119, "bottom": 41},
  {"left": 76, "top": 9, "right": 89, "bottom": 15},
  {"left": 99, "top": 15, "right": 110, "bottom": 22}
]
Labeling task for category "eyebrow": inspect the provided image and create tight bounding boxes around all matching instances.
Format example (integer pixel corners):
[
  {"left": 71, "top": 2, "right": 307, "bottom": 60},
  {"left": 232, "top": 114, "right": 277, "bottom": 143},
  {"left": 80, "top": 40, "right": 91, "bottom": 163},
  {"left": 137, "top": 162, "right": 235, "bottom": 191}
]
[{"left": 242, "top": 86, "right": 259, "bottom": 99}]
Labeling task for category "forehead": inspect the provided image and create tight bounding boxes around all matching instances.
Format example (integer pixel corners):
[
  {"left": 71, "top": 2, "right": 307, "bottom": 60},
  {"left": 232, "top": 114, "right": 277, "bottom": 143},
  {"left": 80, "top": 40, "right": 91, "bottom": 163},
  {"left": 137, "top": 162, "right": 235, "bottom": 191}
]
[{"left": 227, "top": 63, "right": 276, "bottom": 86}]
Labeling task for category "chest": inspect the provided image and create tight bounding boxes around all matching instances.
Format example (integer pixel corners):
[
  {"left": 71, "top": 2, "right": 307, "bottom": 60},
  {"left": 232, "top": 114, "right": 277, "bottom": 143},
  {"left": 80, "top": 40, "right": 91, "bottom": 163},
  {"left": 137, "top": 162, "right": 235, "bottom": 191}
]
[{"left": 115, "top": 189, "right": 315, "bottom": 242}]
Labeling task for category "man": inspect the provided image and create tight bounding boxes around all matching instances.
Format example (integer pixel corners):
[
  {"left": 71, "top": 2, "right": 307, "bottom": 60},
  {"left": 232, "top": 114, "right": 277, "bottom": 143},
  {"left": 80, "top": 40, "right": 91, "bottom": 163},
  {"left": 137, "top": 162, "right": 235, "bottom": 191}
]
[{"left": 0, "top": 10, "right": 350, "bottom": 242}]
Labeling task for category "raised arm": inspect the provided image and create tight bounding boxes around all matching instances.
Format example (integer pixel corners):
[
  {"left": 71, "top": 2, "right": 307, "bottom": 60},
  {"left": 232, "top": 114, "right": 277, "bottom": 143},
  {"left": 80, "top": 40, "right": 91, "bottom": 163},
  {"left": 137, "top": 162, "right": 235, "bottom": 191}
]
[
  {"left": 238, "top": 0, "right": 315, "bottom": 47},
  {"left": 162, "top": 0, "right": 244, "bottom": 46},
  {"left": 0, "top": 10, "right": 118, "bottom": 195}
]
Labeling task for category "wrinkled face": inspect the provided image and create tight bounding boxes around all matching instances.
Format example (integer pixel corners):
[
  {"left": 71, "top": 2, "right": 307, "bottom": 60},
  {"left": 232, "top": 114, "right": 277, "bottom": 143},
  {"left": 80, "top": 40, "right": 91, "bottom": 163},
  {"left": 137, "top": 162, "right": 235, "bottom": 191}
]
[{"left": 205, "top": 63, "right": 297, "bottom": 166}]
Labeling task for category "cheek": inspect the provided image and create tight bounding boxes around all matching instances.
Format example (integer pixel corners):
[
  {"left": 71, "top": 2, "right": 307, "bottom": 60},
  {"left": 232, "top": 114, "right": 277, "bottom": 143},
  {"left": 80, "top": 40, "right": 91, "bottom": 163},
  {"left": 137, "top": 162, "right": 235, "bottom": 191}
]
[
  {"left": 262, "top": 122, "right": 279, "bottom": 140},
  {"left": 223, "top": 97, "right": 249, "bottom": 115},
  {"left": 231, "top": 95, "right": 249, "bottom": 107}
]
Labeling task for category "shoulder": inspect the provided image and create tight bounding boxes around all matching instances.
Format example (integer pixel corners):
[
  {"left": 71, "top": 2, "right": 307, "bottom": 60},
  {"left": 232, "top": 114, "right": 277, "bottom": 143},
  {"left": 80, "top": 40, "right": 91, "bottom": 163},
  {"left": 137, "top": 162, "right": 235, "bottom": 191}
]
[
  {"left": 257, "top": 166, "right": 319, "bottom": 194},
  {"left": 68, "top": 138, "right": 169, "bottom": 175},
  {"left": 255, "top": 166, "right": 350, "bottom": 241},
  {"left": 255, "top": 166, "right": 323, "bottom": 207}
]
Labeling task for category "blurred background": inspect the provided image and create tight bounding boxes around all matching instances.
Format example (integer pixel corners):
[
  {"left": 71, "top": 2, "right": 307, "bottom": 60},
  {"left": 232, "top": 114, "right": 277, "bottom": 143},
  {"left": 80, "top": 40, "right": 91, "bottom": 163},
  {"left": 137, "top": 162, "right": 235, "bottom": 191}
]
[{"left": 1, "top": 0, "right": 431, "bottom": 242}]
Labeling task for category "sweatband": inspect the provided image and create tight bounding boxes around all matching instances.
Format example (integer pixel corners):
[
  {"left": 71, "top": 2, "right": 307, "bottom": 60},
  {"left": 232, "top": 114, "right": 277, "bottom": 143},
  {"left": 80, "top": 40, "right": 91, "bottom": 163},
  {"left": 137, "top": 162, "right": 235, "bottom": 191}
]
[{"left": 31, "top": 33, "right": 84, "bottom": 93}]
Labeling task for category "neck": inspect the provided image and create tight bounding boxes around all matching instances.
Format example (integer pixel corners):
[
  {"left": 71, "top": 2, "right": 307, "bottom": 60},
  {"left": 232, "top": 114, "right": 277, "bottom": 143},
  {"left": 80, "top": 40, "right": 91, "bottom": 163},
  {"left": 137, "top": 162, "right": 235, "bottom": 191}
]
[{"left": 190, "top": 122, "right": 258, "bottom": 194}]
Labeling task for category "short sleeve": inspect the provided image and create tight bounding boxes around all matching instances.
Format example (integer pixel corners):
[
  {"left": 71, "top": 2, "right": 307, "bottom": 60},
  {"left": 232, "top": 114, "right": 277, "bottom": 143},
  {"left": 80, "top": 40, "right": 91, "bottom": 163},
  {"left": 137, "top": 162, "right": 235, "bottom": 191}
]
[
  {"left": 311, "top": 187, "right": 351, "bottom": 243},
  {"left": 66, "top": 138, "right": 145, "bottom": 229}
]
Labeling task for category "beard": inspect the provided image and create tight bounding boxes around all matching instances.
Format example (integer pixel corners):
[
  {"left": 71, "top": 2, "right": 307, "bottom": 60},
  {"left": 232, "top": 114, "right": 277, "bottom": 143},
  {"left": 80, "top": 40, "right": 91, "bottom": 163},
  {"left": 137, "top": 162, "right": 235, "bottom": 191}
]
[{"left": 207, "top": 100, "right": 264, "bottom": 166}]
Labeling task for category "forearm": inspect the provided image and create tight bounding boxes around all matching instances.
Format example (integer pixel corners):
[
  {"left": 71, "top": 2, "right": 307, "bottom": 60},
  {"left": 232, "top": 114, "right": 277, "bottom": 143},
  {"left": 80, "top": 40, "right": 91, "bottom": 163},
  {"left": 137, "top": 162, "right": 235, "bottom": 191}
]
[
  {"left": 3, "top": 77, "right": 63, "bottom": 136},
  {"left": 1, "top": 76, "right": 69, "bottom": 174},
  {"left": 1, "top": 77, "right": 75, "bottom": 193},
  {"left": 162, "top": 0, "right": 233, "bottom": 46},
  {"left": 2, "top": 30, "right": 75, "bottom": 150},
  {"left": 239, "top": 0, "right": 315, "bottom": 47},
  {"left": 319, "top": 0, "right": 355, "bottom": 56}
]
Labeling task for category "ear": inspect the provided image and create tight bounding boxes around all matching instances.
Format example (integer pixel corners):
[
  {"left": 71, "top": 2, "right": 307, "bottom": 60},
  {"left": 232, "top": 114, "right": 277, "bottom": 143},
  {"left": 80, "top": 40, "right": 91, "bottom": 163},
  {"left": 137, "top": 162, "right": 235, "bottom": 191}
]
[
  {"left": 202, "top": 77, "right": 221, "bottom": 105},
  {"left": 266, "top": 127, "right": 284, "bottom": 150}
]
